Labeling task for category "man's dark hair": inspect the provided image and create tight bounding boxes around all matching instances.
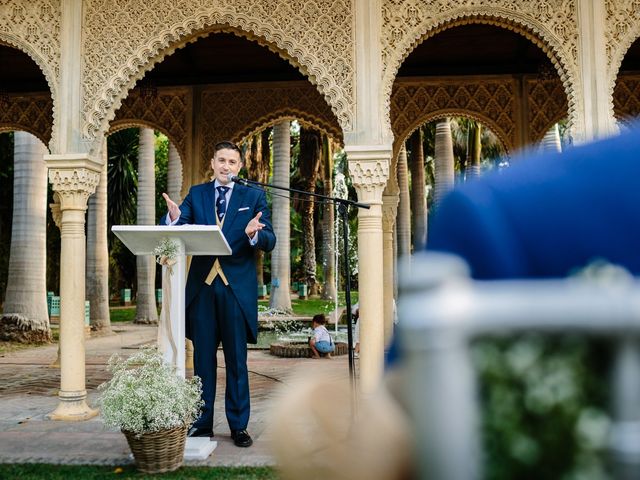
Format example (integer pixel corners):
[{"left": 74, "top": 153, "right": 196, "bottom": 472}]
[
  {"left": 312, "top": 313, "right": 326, "bottom": 325},
  {"left": 214, "top": 141, "right": 244, "bottom": 162}
]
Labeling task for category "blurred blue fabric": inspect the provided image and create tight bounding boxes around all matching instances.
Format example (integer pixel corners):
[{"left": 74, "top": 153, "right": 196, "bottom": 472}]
[{"left": 427, "top": 124, "right": 640, "bottom": 279}]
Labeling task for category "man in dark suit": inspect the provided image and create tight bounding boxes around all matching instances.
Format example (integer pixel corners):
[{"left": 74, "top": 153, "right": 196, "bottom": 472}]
[
  {"left": 162, "top": 141, "right": 276, "bottom": 447},
  {"left": 427, "top": 124, "right": 640, "bottom": 279}
]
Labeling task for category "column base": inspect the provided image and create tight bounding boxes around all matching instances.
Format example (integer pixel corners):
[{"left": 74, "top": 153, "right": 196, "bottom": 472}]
[{"left": 46, "top": 390, "right": 98, "bottom": 421}]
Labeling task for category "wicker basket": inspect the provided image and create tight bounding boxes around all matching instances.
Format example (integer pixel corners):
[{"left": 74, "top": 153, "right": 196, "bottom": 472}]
[{"left": 123, "top": 425, "right": 187, "bottom": 474}]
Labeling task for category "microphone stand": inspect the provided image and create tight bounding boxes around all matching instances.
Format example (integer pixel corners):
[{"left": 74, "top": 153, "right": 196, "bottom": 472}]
[{"left": 233, "top": 175, "right": 369, "bottom": 386}]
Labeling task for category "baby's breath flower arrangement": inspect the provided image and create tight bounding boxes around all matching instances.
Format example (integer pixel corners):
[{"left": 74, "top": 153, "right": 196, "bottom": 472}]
[
  {"left": 98, "top": 347, "right": 203, "bottom": 437},
  {"left": 153, "top": 237, "right": 179, "bottom": 267}
]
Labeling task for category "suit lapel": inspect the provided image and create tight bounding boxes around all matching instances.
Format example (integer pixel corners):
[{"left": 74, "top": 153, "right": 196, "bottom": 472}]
[
  {"left": 223, "top": 183, "right": 247, "bottom": 234},
  {"left": 203, "top": 181, "right": 216, "bottom": 226}
]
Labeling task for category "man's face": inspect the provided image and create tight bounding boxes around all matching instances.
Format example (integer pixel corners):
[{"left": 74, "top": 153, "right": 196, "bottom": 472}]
[{"left": 211, "top": 148, "right": 242, "bottom": 185}]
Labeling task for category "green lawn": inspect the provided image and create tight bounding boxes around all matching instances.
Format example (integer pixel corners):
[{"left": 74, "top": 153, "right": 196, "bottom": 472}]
[
  {"left": 110, "top": 291, "right": 358, "bottom": 322},
  {"left": 0, "top": 464, "right": 278, "bottom": 480}
]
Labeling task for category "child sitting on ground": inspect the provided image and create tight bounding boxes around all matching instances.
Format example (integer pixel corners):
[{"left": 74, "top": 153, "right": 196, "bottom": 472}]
[{"left": 309, "top": 314, "right": 335, "bottom": 359}]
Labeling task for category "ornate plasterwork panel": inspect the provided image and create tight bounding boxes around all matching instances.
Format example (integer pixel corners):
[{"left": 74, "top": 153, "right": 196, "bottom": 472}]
[
  {"left": 0, "top": 1, "right": 60, "bottom": 146},
  {"left": 527, "top": 77, "right": 568, "bottom": 143},
  {"left": 199, "top": 81, "right": 341, "bottom": 178},
  {"left": 381, "top": 0, "right": 579, "bottom": 136},
  {"left": 605, "top": 1, "right": 640, "bottom": 102},
  {"left": 613, "top": 74, "right": 640, "bottom": 123},
  {"left": 110, "top": 88, "right": 189, "bottom": 162},
  {"left": 0, "top": 94, "right": 53, "bottom": 146},
  {"left": 82, "top": 0, "right": 354, "bottom": 151},
  {"left": 391, "top": 78, "right": 516, "bottom": 154}
]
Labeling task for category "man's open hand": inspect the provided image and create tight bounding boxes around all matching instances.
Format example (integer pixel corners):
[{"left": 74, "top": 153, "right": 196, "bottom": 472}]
[
  {"left": 162, "top": 193, "right": 180, "bottom": 222},
  {"left": 245, "top": 211, "right": 265, "bottom": 239}
]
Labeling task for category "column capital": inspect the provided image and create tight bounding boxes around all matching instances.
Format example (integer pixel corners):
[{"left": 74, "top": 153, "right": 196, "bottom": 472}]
[
  {"left": 345, "top": 145, "right": 392, "bottom": 204},
  {"left": 46, "top": 154, "right": 102, "bottom": 210}
]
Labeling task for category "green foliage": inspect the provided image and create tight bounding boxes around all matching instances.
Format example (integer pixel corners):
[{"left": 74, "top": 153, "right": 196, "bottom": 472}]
[
  {"left": 0, "top": 464, "right": 278, "bottom": 479},
  {"left": 154, "top": 132, "right": 169, "bottom": 223},
  {"left": 474, "top": 335, "right": 610, "bottom": 479},
  {"left": 98, "top": 347, "right": 203, "bottom": 435}
]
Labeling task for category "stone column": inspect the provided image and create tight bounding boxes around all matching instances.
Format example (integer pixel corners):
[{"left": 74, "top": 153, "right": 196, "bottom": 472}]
[
  {"left": 269, "top": 121, "right": 292, "bottom": 312},
  {"left": 86, "top": 141, "right": 110, "bottom": 332},
  {"left": 45, "top": 156, "right": 100, "bottom": 421},
  {"left": 396, "top": 146, "right": 411, "bottom": 257},
  {"left": 167, "top": 142, "right": 183, "bottom": 204},
  {"left": 575, "top": 0, "right": 618, "bottom": 141},
  {"left": 346, "top": 145, "right": 390, "bottom": 392},
  {"left": 135, "top": 127, "right": 158, "bottom": 324},
  {"left": 382, "top": 192, "right": 399, "bottom": 347}
]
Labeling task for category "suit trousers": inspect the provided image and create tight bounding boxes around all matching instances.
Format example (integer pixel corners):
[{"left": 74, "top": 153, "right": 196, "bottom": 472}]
[{"left": 187, "top": 276, "right": 250, "bottom": 431}]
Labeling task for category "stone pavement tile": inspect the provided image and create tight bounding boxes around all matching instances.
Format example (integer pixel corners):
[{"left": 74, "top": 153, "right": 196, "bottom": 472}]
[{"left": 0, "top": 325, "right": 353, "bottom": 467}]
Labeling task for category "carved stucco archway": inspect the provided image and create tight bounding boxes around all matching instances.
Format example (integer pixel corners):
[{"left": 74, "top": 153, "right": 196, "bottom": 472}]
[
  {"left": 235, "top": 110, "right": 343, "bottom": 147},
  {"left": 0, "top": 124, "right": 50, "bottom": 152},
  {"left": 0, "top": 39, "right": 57, "bottom": 149},
  {"left": 0, "top": 1, "right": 60, "bottom": 150},
  {"left": 604, "top": 0, "right": 640, "bottom": 127},
  {"left": 82, "top": 0, "right": 354, "bottom": 155},
  {"left": 381, "top": 4, "right": 580, "bottom": 140}
]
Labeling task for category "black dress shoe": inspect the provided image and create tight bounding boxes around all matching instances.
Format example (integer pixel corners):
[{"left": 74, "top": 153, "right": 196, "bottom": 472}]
[
  {"left": 187, "top": 426, "right": 213, "bottom": 437},
  {"left": 231, "top": 429, "right": 253, "bottom": 447}
]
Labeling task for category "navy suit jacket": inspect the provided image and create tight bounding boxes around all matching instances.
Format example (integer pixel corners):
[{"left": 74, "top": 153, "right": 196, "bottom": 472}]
[
  {"left": 427, "top": 124, "right": 640, "bottom": 279},
  {"left": 162, "top": 181, "right": 276, "bottom": 343}
]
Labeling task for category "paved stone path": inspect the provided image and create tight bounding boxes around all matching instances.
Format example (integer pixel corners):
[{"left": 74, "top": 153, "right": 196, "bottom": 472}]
[{"left": 0, "top": 323, "right": 350, "bottom": 467}]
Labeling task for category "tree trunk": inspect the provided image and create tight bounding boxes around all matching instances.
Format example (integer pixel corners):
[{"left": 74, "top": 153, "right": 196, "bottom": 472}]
[
  {"left": 541, "top": 123, "right": 562, "bottom": 153},
  {"left": 167, "top": 142, "right": 183, "bottom": 203},
  {"left": 466, "top": 123, "right": 482, "bottom": 180},
  {"left": 298, "top": 127, "right": 322, "bottom": 296},
  {"left": 247, "top": 129, "right": 271, "bottom": 287},
  {"left": 434, "top": 118, "right": 455, "bottom": 205},
  {"left": 396, "top": 145, "right": 411, "bottom": 257},
  {"left": 135, "top": 128, "right": 158, "bottom": 324},
  {"left": 0, "top": 132, "right": 51, "bottom": 343},
  {"left": 86, "top": 141, "right": 111, "bottom": 333},
  {"left": 269, "top": 121, "right": 292, "bottom": 312},
  {"left": 321, "top": 137, "right": 336, "bottom": 301},
  {"left": 409, "top": 129, "right": 427, "bottom": 250}
]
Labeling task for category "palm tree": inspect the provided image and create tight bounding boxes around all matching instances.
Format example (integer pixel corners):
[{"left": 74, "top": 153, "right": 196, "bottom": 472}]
[
  {"left": 245, "top": 128, "right": 272, "bottom": 287},
  {"left": 269, "top": 121, "right": 292, "bottom": 312},
  {"left": 293, "top": 127, "right": 322, "bottom": 295},
  {"left": 135, "top": 127, "right": 158, "bottom": 324},
  {"left": 167, "top": 142, "right": 183, "bottom": 203},
  {"left": 86, "top": 141, "right": 111, "bottom": 333},
  {"left": 0, "top": 132, "right": 50, "bottom": 343},
  {"left": 434, "top": 118, "right": 455, "bottom": 205},
  {"left": 541, "top": 123, "right": 562, "bottom": 153},
  {"left": 321, "top": 136, "right": 336, "bottom": 301},
  {"left": 396, "top": 145, "right": 411, "bottom": 256},
  {"left": 409, "top": 129, "right": 427, "bottom": 250}
]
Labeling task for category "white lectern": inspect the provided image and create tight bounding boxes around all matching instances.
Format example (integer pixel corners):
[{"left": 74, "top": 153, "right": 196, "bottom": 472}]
[{"left": 111, "top": 225, "right": 231, "bottom": 460}]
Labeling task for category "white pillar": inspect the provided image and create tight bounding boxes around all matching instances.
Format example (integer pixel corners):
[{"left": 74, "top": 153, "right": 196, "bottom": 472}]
[
  {"left": 382, "top": 192, "right": 399, "bottom": 346},
  {"left": 46, "top": 157, "right": 100, "bottom": 420},
  {"left": 575, "top": 0, "right": 618, "bottom": 142},
  {"left": 1, "top": 132, "right": 50, "bottom": 342},
  {"left": 135, "top": 127, "right": 158, "bottom": 324},
  {"left": 346, "top": 145, "right": 390, "bottom": 392},
  {"left": 269, "top": 121, "right": 292, "bottom": 312}
]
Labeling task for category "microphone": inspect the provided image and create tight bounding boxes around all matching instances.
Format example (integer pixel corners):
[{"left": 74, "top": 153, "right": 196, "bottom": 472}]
[{"left": 227, "top": 174, "right": 245, "bottom": 184}]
